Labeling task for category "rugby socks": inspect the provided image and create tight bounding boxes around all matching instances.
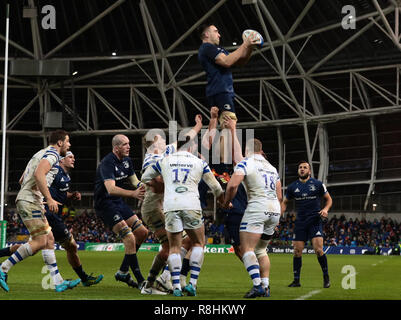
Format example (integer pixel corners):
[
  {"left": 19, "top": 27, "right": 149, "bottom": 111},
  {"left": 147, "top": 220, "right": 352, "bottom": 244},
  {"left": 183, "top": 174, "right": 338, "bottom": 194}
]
[
  {"left": 261, "top": 277, "right": 270, "bottom": 289},
  {"left": 0, "top": 247, "right": 11, "bottom": 258},
  {"left": 189, "top": 246, "right": 204, "bottom": 288},
  {"left": 242, "top": 251, "right": 262, "bottom": 286},
  {"left": 293, "top": 256, "right": 302, "bottom": 281},
  {"left": 119, "top": 254, "right": 131, "bottom": 273},
  {"left": 317, "top": 254, "right": 329, "bottom": 276},
  {"left": 168, "top": 253, "right": 182, "bottom": 290},
  {"left": 1, "top": 243, "right": 33, "bottom": 273},
  {"left": 160, "top": 265, "right": 171, "bottom": 281},
  {"left": 180, "top": 247, "right": 188, "bottom": 260},
  {"left": 181, "top": 257, "right": 190, "bottom": 275},
  {"left": 127, "top": 254, "right": 145, "bottom": 284},
  {"left": 42, "top": 249, "right": 64, "bottom": 285},
  {"left": 73, "top": 265, "right": 89, "bottom": 282}
]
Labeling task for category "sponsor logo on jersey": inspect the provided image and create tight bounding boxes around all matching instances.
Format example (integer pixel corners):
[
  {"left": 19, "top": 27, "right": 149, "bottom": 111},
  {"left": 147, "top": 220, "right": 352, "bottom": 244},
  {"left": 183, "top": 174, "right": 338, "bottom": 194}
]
[{"left": 175, "top": 186, "right": 188, "bottom": 193}]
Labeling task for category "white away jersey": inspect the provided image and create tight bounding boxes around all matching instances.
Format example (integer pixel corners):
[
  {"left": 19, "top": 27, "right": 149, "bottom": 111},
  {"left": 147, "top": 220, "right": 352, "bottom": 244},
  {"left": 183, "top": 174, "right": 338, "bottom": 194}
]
[
  {"left": 234, "top": 154, "right": 280, "bottom": 213},
  {"left": 142, "top": 151, "right": 213, "bottom": 212},
  {"left": 141, "top": 144, "right": 175, "bottom": 173},
  {"left": 16, "top": 146, "right": 61, "bottom": 203}
]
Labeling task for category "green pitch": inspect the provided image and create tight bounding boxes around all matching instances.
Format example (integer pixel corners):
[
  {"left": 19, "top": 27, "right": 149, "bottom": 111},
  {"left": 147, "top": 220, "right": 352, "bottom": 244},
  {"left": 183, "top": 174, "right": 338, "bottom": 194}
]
[{"left": 0, "top": 251, "right": 400, "bottom": 300}]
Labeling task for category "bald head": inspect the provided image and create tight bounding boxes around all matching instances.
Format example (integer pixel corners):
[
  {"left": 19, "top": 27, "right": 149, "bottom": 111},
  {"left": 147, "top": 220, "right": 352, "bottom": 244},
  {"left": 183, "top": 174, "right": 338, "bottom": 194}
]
[
  {"left": 112, "top": 134, "right": 131, "bottom": 159},
  {"left": 112, "top": 134, "right": 128, "bottom": 148}
]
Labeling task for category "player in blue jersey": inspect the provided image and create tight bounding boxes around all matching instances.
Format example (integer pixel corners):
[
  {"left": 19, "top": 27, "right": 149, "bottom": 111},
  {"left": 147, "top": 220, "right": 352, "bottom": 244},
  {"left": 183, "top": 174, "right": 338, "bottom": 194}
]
[
  {"left": 281, "top": 161, "right": 333, "bottom": 288},
  {"left": 198, "top": 23, "right": 258, "bottom": 126},
  {"left": 94, "top": 134, "right": 148, "bottom": 289},
  {"left": 1, "top": 130, "right": 80, "bottom": 293},
  {"left": 44, "top": 151, "right": 103, "bottom": 287}
]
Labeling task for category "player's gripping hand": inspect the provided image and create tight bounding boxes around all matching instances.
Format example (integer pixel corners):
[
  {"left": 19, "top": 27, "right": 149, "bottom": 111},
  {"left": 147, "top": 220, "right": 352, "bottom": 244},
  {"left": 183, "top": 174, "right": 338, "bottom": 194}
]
[
  {"left": 195, "top": 114, "right": 202, "bottom": 125},
  {"left": 223, "top": 115, "right": 237, "bottom": 130},
  {"left": 132, "top": 185, "right": 145, "bottom": 201},
  {"left": 210, "top": 106, "right": 219, "bottom": 119},
  {"left": 243, "top": 31, "right": 259, "bottom": 48}
]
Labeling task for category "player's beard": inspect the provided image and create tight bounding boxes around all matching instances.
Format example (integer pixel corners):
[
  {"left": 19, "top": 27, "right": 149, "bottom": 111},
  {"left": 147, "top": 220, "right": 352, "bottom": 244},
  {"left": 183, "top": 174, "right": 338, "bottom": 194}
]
[
  {"left": 298, "top": 173, "right": 309, "bottom": 180},
  {"left": 60, "top": 148, "right": 67, "bottom": 157}
]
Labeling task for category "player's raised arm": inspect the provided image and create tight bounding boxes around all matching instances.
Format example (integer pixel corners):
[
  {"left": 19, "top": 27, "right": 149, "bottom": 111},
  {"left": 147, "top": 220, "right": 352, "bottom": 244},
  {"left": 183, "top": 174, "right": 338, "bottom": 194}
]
[
  {"left": 215, "top": 32, "right": 258, "bottom": 68},
  {"left": 222, "top": 115, "right": 243, "bottom": 165},
  {"left": 201, "top": 107, "right": 219, "bottom": 151}
]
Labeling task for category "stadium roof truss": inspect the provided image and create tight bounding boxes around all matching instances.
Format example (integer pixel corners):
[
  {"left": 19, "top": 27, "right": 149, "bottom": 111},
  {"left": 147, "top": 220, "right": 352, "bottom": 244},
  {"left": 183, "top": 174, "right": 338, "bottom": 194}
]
[{"left": 1, "top": 0, "right": 401, "bottom": 210}]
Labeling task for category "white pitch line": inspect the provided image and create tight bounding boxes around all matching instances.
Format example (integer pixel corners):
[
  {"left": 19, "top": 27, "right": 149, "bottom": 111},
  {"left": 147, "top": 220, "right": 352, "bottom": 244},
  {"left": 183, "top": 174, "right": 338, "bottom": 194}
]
[{"left": 294, "top": 289, "right": 322, "bottom": 300}]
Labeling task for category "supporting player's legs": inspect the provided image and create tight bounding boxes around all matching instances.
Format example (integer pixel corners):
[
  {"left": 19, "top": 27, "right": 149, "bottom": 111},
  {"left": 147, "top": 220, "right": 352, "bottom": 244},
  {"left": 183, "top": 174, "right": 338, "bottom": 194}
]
[
  {"left": 183, "top": 225, "right": 205, "bottom": 296},
  {"left": 289, "top": 240, "right": 304, "bottom": 287},
  {"left": 166, "top": 231, "right": 184, "bottom": 296},
  {"left": 311, "top": 236, "right": 330, "bottom": 288},
  {"left": 255, "top": 238, "right": 271, "bottom": 297},
  {"left": 239, "top": 231, "right": 265, "bottom": 298}
]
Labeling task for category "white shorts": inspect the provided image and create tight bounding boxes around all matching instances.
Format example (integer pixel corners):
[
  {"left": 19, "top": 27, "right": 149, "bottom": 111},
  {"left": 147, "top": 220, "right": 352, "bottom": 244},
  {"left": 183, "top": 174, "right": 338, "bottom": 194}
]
[
  {"left": 240, "top": 211, "right": 280, "bottom": 235},
  {"left": 165, "top": 210, "right": 203, "bottom": 233}
]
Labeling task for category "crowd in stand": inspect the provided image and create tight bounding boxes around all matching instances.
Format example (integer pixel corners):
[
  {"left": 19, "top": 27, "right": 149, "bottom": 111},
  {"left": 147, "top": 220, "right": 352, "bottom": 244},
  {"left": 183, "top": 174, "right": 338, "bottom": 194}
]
[
  {"left": 3, "top": 208, "right": 401, "bottom": 248},
  {"left": 273, "top": 212, "right": 401, "bottom": 248}
]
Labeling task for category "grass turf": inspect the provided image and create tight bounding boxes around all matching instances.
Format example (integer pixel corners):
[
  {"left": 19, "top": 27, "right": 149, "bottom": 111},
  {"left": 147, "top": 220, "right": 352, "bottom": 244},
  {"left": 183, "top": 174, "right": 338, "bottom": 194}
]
[{"left": 0, "top": 251, "right": 400, "bottom": 300}]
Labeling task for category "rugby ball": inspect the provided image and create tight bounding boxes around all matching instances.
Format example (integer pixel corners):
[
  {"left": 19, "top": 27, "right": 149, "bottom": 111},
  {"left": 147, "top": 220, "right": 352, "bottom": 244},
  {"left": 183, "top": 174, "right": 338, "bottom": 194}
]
[{"left": 242, "top": 29, "right": 264, "bottom": 47}]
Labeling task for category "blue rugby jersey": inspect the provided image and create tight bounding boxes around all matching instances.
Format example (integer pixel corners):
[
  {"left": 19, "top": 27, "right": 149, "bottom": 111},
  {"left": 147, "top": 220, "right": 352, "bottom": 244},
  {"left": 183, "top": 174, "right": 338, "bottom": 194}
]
[
  {"left": 198, "top": 42, "right": 234, "bottom": 97},
  {"left": 49, "top": 165, "right": 70, "bottom": 205},
  {"left": 94, "top": 152, "right": 135, "bottom": 206},
  {"left": 285, "top": 178, "right": 327, "bottom": 223}
]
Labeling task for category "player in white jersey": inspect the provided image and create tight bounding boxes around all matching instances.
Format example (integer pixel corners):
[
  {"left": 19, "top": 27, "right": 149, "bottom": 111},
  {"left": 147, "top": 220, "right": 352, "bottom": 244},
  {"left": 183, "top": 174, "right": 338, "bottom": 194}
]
[
  {"left": 139, "top": 116, "right": 202, "bottom": 294},
  {"left": 223, "top": 137, "right": 282, "bottom": 298},
  {"left": 0, "top": 130, "right": 81, "bottom": 293},
  {"left": 142, "top": 136, "right": 224, "bottom": 297}
]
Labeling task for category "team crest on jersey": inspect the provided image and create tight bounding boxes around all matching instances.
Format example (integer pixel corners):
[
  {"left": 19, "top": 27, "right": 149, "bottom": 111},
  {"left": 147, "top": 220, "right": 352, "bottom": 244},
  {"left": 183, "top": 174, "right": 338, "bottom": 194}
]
[
  {"left": 123, "top": 161, "right": 129, "bottom": 169},
  {"left": 113, "top": 215, "right": 120, "bottom": 222},
  {"left": 309, "top": 184, "right": 316, "bottom": 191},
  {"left": 224, "top": 104, "right": 231, "bottom": 110}
]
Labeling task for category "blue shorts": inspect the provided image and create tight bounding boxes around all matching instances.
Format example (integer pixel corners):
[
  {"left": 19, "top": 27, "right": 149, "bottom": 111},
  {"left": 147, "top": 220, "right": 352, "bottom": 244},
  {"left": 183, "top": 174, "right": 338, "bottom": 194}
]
[
  {"left": 45, "top": 206, "right": 71, "bottom": 243},
  {"left": 224, "top": 213, "right": 243, "bottom": 247},
  {"left": 293, "top": 221, "right": 323, "bottom": 242},
  {"left": 95, "top": 199, "right": 134, "bottom": 229},
  {"left": 207, "top": 92, "right": 235, "bottom": 114}
]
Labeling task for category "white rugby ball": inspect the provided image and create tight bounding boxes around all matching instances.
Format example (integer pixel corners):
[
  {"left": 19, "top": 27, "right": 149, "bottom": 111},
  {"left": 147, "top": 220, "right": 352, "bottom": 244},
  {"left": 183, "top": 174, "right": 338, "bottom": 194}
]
[{"left": 242, "top": 29, "right": 264, "bottom": 47}]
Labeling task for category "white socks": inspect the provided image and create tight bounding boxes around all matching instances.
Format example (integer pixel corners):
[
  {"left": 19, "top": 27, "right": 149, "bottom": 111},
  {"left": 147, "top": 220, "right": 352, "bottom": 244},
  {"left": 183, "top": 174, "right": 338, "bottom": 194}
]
[
  {"left": 1, "top": 243, "right": 33, "bottom": 273},
  {"left": 242, "top": 251, "right": 261, "bottom": 286},
  {"left": 42, "top": 249, "right": 64, "bottom": 285}
]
